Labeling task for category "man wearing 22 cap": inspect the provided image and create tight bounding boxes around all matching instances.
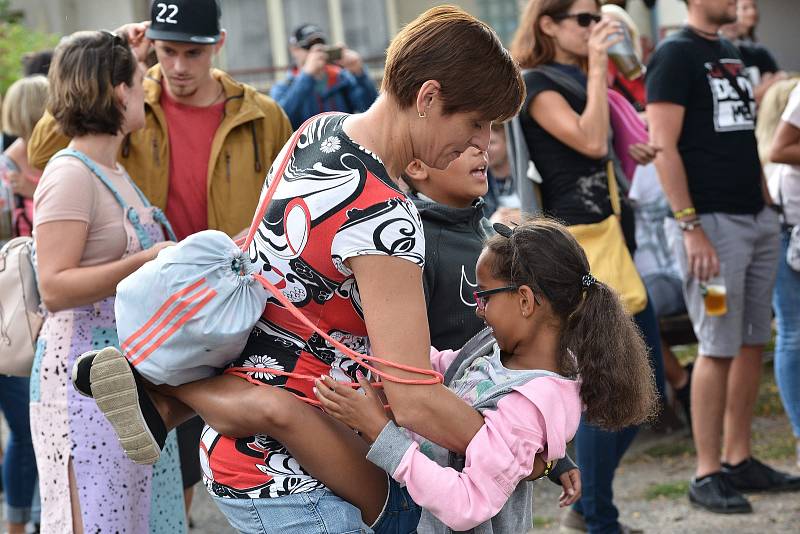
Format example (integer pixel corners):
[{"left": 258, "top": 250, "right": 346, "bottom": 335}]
[
  {"left": 27, "top": 0, "right": 292, "bottom": 523},
  {"left": 270, "top": 23, "right": 378, "bottom": 129},
  {"left": 28, "top": 0, "right": 292, "bottom": 240}
]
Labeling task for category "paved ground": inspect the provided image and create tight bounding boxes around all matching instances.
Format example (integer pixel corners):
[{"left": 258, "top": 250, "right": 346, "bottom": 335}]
[{"left": 531, "top": 417, "right": 800, "bottom": 533}]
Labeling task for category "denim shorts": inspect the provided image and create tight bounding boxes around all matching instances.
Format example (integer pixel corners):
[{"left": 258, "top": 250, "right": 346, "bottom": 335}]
[
  {"left": 212, "top": 478, "right": 420, "bottom": 534},
  {"left": 213, "top": 489, "right": 366, "bottom": 534},
  {"left": 370, "top": 477, "right": 421, "bottom": 534}
]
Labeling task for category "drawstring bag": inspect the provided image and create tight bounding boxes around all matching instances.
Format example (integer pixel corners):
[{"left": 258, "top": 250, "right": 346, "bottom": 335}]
[{"left": 115, "top": 230, "right": 268, "bottom": 385}]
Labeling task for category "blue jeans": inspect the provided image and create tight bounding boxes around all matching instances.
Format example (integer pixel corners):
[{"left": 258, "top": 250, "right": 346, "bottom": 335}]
[
  {"left": 773, "top": 231, "right": 800, "bottom": 438},
  {"left": 212, "top": 477, "right": 420, "bottom": 534},
  {"left": 0, "top": 375, "right": 38, "bottom": 524},
  {"left": 213, "top": 489, "right": 366, "bottom": 534},
  {"left": 573, "top": 296, "right": 666, "bottom": 534}
]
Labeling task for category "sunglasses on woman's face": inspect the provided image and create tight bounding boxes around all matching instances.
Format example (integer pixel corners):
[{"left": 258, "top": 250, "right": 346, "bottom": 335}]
[{"left": 553, "top": 12, "right": 602, "bottom": 28}]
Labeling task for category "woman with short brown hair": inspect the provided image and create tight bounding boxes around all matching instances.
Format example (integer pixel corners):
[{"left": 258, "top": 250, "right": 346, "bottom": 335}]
[
  {"left": 29, "top": 30, "right": 183, "bottom": 533},
  {"left": 81, "top": 5, "right": 526, "bottom": 533}
]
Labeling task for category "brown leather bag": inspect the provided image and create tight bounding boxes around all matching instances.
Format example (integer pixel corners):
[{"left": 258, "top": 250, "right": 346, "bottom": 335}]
[{"left": 0, "top": 237, "right": 43, "bottom": 376}]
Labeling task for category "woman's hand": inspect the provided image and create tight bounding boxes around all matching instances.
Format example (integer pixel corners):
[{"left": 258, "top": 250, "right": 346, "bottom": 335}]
[
  {"left": 558, "top": 468, "right": 582, "bottom": 507},
  {"left": 628, "top": 143, "right": 661, "bottom": 166},
  {"left": 587, "top": 18, "right": 623, "bottom": 73},
  {"left": 146, "top": 240, "right": 176, "bottom": 261},
  {"left": 115, "top": 21, "right": 151, "bottom": 63},
  {"left": 314, "top": 373, "right": 390, "bottom": 443}
]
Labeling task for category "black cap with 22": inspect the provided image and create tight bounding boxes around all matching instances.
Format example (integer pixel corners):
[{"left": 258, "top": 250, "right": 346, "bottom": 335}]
[{"left": 146, "top": 0, "right": 222, "bottom": 44}]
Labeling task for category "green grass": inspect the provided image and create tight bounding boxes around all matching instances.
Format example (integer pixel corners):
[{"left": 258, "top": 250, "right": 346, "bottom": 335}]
[
  {"left": 644, "top": 480, "right": 690, "bottom": 500},
  {"left": 642, "top": 440, "right": 695, "bottom": 459},
  {"left": 753, "top": 428, "right": 797, "bottom": 460},
  {"left": 533, "top": 516, "right": 554, "bottom": 528},
  {"left": 754, "top": 362, "right": 786, "bottom": 417}
]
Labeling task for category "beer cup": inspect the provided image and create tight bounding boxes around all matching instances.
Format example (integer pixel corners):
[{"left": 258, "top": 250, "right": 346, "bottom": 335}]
[
  {"left": 701, "top": 274, "right": 727, "bottom": 317},
  {"left": 608, "top": 25, "right": 643, "bottom": 80}
]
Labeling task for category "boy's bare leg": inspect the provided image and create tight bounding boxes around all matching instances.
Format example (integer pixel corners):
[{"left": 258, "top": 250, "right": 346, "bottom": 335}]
[{"left": 153, "top": 375, "right": 388, "bottom": 523}]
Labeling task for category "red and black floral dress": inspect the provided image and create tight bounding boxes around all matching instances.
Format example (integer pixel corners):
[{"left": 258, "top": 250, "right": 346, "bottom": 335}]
[{"left": 201, "top": 113, "right": 425, "bottom": 499}]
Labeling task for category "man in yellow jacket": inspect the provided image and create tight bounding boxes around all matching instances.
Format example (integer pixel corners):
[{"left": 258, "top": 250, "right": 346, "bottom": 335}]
[{"left": 28, "top": 0, "right": 292, "bottom": 239}]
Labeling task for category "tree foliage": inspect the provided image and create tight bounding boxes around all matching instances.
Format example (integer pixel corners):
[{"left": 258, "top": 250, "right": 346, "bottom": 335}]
[{"left": 0, "top": 0, "right": 59, "bottom": 94}]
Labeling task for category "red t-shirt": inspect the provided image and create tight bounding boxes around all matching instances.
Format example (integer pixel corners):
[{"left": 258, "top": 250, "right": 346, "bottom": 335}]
[{"left": 161, "top": 86, "right": 225, "bottom": 240}]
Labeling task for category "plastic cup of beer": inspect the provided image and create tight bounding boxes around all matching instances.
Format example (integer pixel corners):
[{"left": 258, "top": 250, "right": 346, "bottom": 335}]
[
  {"left": 607, "top": 25, "right": 643, "bottom": 80},
  {"left": 701, "top": 275, "right": 727, "bottom": 317}
]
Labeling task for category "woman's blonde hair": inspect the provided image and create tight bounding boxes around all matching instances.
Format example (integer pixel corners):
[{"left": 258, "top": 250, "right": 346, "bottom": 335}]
[{"left": 2, "top": 75, "right": 49, "bottom": 141}]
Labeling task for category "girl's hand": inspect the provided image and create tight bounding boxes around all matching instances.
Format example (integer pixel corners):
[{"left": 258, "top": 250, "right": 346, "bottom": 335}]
[
  {"left": 628, "top": 143, "right": 661, "bottom": 166},
  {"left": 314, "top": 373, "right": 389, "bottom": 443},
  {"left": 588, "top": 18, "right": 623, "bottom": 72},
  {"left": 558, "top": 468, "right": 582, "bottom": 507}
]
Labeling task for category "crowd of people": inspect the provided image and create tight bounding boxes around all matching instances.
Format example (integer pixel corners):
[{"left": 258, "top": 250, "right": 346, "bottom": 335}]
[{"left": 0, "top": 0, "right": 798, "bottom": 533}]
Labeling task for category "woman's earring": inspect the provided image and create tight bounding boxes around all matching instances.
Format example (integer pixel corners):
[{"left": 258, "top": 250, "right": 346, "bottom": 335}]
[{"left": 418, "top": 110, "right": 426, "bottom": 118}]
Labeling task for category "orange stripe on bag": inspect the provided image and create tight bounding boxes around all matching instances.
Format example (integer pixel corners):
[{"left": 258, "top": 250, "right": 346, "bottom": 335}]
[
  {"left": 127, "top": 285, "right": 214, "bottom": 365},
  {"left": 129, "top": 288, "right": 218, "bottom": 366},
  {"left": 122, "top": 277, "right": 208, "bottom": 353}
]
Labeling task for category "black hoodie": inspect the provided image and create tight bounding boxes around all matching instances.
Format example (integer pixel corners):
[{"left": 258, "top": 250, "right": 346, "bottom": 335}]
[{"left": 411, "top": 193, "right": 494, "bottom": 351}]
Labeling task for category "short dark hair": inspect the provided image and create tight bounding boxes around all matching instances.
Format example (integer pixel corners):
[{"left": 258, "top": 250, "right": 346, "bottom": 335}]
[
  {"left": 22, "top": 50, "right": 53, "bottom": 77},
  {"left": 48, "top": 31, "right": 136, "bottom": 138},
  {"left": 382, "top": 5, "right": 524, "bottom": 123}
]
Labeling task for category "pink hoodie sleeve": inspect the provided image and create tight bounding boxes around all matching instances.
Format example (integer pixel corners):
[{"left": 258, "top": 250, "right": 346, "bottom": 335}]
[
  {"left": 366, "top": 377, "right": 581, "bottom": 531},
  {"left": 429, "top": 346, "right": 460, "bottom": 375}
]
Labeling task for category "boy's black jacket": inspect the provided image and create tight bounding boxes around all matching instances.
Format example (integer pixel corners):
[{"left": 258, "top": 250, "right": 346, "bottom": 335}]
[{"left": 410, "top": 193, "right": 492, "bottom": 351}]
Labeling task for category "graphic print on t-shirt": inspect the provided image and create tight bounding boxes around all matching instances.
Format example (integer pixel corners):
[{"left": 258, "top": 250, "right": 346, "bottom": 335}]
[
  {"left": 705, "top": 59, "right": 755, "bottom": 133},
  {"left": 459, "top": 264, "right": 478, "bottom": 308}
]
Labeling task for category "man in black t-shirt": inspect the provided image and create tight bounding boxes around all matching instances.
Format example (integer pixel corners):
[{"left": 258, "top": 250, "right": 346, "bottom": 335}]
[
  {"left": 647, "top": 0, "right": 799, "bottom": 516},
  {"left": 720, "top": 21, "right": 785, "bottom": 105}
]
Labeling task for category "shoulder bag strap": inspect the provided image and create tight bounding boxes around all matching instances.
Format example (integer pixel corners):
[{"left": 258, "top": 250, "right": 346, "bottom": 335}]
[
  {"left": 51, "top": 148, "right": 160, "bottom": 249},
  {"left": 241, "top": 112, "right": 342, "bottom": 251}
]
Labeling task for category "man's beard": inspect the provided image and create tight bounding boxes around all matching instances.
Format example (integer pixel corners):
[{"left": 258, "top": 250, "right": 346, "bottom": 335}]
[
  {"left": 709, "top": 9, "right": 737, "bottom": 26},
  {"left": 168, "top": 81, "right": 198, "bottom": 98}
]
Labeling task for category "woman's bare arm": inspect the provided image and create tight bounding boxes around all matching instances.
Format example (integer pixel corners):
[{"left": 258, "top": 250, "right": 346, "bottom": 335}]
[
  {"left": 35, "top": 220, "right": 170, "bottom": 312},
  {"left": 348, "top": 254, "right": 485, "bottom": 454},
  {"left": 770, "top": 118, "right": 800, "bottom": 165},
  {"left": 529, "top": 18, "right": 622, "bottom": 159}
]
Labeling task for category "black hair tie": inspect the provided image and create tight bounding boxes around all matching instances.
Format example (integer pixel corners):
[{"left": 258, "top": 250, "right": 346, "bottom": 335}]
[
  {"left": 582, "top": 273, "right": 596, "bottom": 288},
  {"left": 493, "top": 222, "right": 514, "bottom": 238}
]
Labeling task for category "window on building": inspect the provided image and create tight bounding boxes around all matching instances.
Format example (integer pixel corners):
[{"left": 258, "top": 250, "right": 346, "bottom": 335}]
[
  {"left": 218, "top": 0, "right": 273, "bottom": 88},
  {"left": 282, "top": 0, "right": 331, "bottom": 44},
  {"left": 340, "top": 0, "right": 390, "bottom": 64},
  {"left": 477, "top": 0, "right": 520, "bottom": 45}
]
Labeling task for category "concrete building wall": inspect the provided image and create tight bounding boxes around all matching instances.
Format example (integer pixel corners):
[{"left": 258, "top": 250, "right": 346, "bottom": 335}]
[
  {"left": 757, "top": 0, "right": 800, "bottom": 71},
  {"left": 8, "top": 0, "right": 144, "bottom": 35}
]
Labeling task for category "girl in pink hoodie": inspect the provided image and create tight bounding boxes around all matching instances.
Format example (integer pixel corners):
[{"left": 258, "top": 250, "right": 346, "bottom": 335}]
[{"left": 315, "top": 218, "right": 658, "bottom": 532}]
